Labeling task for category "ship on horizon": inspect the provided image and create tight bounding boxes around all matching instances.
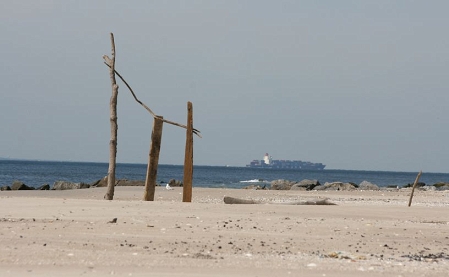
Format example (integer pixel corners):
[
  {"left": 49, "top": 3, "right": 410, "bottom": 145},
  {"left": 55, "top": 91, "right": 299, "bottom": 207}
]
[{"left": 246, "top": 153, "right": 325, "bottom": 170}]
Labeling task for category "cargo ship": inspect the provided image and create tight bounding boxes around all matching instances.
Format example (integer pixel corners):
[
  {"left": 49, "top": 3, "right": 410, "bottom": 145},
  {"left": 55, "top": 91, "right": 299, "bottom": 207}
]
[{"left": 246, "top": 153, "right": 325, "bottom": 170}]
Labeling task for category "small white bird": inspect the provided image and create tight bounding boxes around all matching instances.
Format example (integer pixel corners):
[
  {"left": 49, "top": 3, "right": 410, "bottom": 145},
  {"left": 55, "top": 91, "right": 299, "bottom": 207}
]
[{"left": 166, "top": 183, "right": 174, "bottom": 190}]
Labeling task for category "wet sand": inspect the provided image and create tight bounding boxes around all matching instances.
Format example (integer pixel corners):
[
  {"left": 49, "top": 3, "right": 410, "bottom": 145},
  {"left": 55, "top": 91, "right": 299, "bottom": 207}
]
[{"left": 1, "top": 187, "right": 448, "bottom": 276}]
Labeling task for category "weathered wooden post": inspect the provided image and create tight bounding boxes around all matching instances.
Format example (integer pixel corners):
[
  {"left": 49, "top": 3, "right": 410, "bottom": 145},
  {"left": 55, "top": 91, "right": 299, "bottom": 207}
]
[
  {"left": 104, "top": 32, "right": 118, "bottom": 200},
  {"left": 144, "top": 116, "right": 164, "bottom": 201},
  {"left": 183, "top": 102, "right": 193, "bottom": 202},
  {"left": 408, "top": 170, "right": 422, "bottom": 207}
]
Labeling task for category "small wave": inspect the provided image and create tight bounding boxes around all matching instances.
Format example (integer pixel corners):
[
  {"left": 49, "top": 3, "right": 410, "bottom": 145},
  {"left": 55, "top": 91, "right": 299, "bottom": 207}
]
[{"left": 240, "top": 179, "right": 268, "bottom": 183}]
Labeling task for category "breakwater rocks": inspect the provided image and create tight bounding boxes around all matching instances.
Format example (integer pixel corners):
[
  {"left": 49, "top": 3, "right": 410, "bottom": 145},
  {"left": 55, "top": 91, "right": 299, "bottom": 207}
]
[
  {"left": 0, "top": 177, "right": 184, "bottom": 191},
  {"left": 244, "top": 179, "right": 449, "bottom": 191},
  {"left": 1, "top": 178, "right": 449, "bottom": 192}
]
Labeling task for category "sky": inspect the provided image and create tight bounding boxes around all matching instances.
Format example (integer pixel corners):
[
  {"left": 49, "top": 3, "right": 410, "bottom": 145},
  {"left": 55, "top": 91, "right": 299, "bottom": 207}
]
[{"left": 1, "top": 1, "right": 448, "bottom": 172}]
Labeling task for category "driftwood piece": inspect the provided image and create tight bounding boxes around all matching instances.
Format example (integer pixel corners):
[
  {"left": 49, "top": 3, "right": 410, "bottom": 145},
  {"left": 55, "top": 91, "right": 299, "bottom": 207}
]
[
  {"left": 103, "top": 63, "right": 201, "bottom": 138},
  {"left": 223, "top": 196, "right": 336, "bottom": 205},
  {"left": 143, "top": 116, "right": 164, "bottom": 201},
  {"left": 104, "top": 33, "right": 118, "bottom": 201},
  {"left": 408, "top": 170, "right": 423, "bottom": 207},
  {"left": 183, "top": 102, "right": 193, "bottom": 202}
]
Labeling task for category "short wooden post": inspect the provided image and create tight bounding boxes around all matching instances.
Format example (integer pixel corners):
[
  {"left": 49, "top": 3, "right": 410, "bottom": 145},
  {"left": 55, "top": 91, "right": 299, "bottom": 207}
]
[
  {"left": 183, "top": 102, "right": 193, "bottom": 202},
  {"left": 144, "top": 116, "right": 164, "bottom": 201},
  {"left": 408, "top": 171, "right": 422, "bottom": 207}
]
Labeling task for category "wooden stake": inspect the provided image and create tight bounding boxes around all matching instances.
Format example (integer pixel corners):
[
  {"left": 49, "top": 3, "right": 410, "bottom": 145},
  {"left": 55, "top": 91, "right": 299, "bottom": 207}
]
[
  {"left": 408, "top": 171, "right": 422, "bottom": 207},
  {"left": 144, "top": 116, "right": 164, "bottom": 201},
  {"left": 104, "top": 33, "right": 118, "bottom": 200},
  {"left": 183, "top": 102, "right": 193, "bottom": 202}
]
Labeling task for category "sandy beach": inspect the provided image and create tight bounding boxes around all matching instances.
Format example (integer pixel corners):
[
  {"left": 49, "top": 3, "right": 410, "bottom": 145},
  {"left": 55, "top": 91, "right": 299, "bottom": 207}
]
[{"left": 1, "top": 187, "right": 448, "bottom": 276}]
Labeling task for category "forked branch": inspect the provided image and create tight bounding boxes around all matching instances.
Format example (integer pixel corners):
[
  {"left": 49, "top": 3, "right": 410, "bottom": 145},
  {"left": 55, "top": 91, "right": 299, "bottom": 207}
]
[{"left": 102, "top": 62, "right": 202, "bottom": 138}]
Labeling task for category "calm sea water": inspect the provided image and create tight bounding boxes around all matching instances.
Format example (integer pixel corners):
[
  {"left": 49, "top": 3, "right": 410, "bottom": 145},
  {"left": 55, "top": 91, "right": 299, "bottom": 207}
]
[{"left": 1, "top": 160, "right": 448, "bottom": 189}]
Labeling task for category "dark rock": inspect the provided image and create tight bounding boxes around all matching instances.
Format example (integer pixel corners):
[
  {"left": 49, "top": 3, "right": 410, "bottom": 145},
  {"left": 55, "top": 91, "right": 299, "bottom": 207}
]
[
  {"left": 11, "top": 181, "right": 25, "bottom": 190},
  {"left": 91, "top": 176, "right": 108, "bottom": 187},
  {"left": 403, "top": 182, "right": 426, "bottom": 188},
  {"left": 37, "top": 184, "right": 50, "bottom": 190},
  {"left": 91, "top": 177, "right": 146, "bottom": 187},
  {"left": 433, "top": 182, "right": 449, "bottom": 191},
  {"left": 290, "top": 179, "right": 320, "bottom": 191},
  {"left": 1, "top": 186, "right": 11, "bottom": 191},
  {"left": 434, "top": 183, "right": 449, "bottom": 191},
  {"left": 11, "top": 181, "right": 34, "bottom": 190},
  {"left": 19, "top": 184, "right": 34, "bottom": 190},
  {"left": 433, "top": 182, "right": 449, "bottom": 187},
  {"left": 290, "top": 185, "right": 307, "bottom": 191},
  {"left": 52, "top": 181, "right": 90, "bottom": 190},
  {"left": 313, "top": 185, "right": 325, "bottom": 191},
  {"left": 314, "top": 182, "right": 357, "bottom": 191},
  {"left": 115, "top": 179, "right": 145, "bottom": 186},
  {"left": 348, "top": 182, "right": 358, "bottom": 188},
  {"left": 270, "top": 179, "right": 296, "bottom": 190},
  {"left": 79, "top": 183, "right": 90, "bottom": 189},
  {"left": 386, "top": 185, "right": 399, "bottom": 189},
  {"left": 358, "top": 181, "right": 379, "bottom": 191},
  {"left": 168, "top": 179, "right": 183, "bottom": 187}
]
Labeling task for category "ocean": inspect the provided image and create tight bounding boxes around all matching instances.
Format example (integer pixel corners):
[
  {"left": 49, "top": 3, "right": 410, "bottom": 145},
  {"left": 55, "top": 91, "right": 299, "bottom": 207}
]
[{"left": 1, "top": 160, "right": 448, "bottom": 189}]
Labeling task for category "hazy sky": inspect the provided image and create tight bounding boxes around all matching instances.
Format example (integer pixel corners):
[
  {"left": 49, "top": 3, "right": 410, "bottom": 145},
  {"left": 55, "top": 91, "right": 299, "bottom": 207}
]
[{"left": 1, "top": 1, "right": 448, "bottom": 172}]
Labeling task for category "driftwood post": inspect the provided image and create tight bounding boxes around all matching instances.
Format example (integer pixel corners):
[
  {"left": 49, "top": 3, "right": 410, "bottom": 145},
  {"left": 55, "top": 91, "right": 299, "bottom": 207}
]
[
  {"left": 144, "top": 116, "right": 164, "bottom": 201},
  {"left": 183, "top": 102, "right": 193, "bottom": 202},
  {"left": 408, "top": 171, "right": 422, "bottom": 207},
  {"left": 104, "top": 33, "right": 118, "bottom": 200}
]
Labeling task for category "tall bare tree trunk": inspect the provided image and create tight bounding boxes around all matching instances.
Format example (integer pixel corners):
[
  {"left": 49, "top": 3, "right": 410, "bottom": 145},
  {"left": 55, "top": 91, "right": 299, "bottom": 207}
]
[
  {"left": 183, "top": 102, "right": 193, "bottom": 202},
  {"left": 104, "top": 33, "right": 118, "bottom": 200}
]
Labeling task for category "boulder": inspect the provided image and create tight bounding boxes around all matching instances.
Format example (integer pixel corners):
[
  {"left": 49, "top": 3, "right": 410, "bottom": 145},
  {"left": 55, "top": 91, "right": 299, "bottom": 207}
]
[
  {"left": 385, "top": 185, "right": 400, "bottom": 189},
  {"left": 434, "top": 183, "right": 449, "bottom": 191},
  {"left": 0, "top": 186, "right": 11, "bottom": 191},
  {"left": 168, "top": 179, "right": 183, "bottom": 187},
  {"left": 433, "top": 182, "right": 449, "bottom": 187},
  {"left": 290, "top": 179, "right": 320, "bottom": 191},
  {"left": 91, "top": 177, "right": 146, "bottom": 187},
  {"left": 52, "top": 181, "right": 90, "bottom": 190},
  {"left": 91, "top": 176, "right": 108, "bottom": 187},
  {"left": 358, "top": 181, "right": 379, "bottom": 191},
  {"left": 11, "top": 181, "right": 34, "bottom": 190},
  {"left": 433, "top": 182, "right": 449, "bottom": 191},
  {"left": 115, "top": 179, "right": 145, "bottom": 186},
  {"left": 270, "top": 179, "right": 296, "bottom": 190},
  {"left": 289, "top": 185, "right": 307, "bottom": 191},
  {"left": 37, "top": 184, "right": 50, "bottom": 190},
  {"left": 314, "top": 182, "right": 357, "bottom": 191},
  {"left": 403, "top": 182, "right": 426, "bottom": 188}
]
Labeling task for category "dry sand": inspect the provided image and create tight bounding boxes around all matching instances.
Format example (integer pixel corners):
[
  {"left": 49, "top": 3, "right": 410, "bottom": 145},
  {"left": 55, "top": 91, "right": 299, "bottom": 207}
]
[{"left": 1, "top": 187, "right": 448, "bottom": 276}]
